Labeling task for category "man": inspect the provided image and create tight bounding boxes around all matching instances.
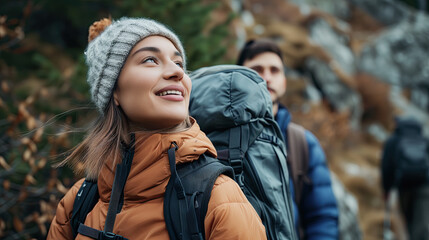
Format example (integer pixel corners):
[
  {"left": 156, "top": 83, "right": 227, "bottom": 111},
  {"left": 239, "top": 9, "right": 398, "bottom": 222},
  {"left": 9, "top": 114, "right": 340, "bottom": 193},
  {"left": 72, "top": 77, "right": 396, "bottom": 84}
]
[
  {"left": 381, "top": 117, "right": 429, "bottom": 240},
  {"left": 237, "top": 39, "right": 339, "bottom": 239}
]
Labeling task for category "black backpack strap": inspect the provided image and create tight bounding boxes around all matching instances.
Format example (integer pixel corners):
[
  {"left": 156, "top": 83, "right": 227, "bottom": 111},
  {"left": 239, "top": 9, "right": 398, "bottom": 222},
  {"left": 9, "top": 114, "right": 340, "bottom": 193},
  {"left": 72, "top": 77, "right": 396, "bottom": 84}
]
[
  {"left": 74, "top": 165, "right": 130, "bottom": 240},
  {"left": 164, "top": 144, "right": 234, "bottom": 240},
  {"left": 71, "top": 179, "right": 99, "bottom": 238},
  {"left": 229, "top": 126, "right": 244, "bottom": 180},
  {"left": 217, "top": 126, "right": 250, "bottom": 187},
  {"left": 75, "top": 134, "right": 135, "bottom": 240},
  {"left": 77, "top": 224, "right": 127, "bottom": 240},
  {"left": 104, "top": 137, "right": 135, "bottom": 233},
  {"left": 167, "top": 142, "right": 191, "bottom": 239}
]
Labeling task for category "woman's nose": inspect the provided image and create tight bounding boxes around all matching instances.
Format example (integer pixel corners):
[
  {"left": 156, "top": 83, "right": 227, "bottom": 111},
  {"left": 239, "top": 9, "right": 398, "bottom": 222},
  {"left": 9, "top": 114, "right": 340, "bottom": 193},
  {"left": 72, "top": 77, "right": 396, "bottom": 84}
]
[{"left": 164, "top": 61, "right": 184, "bottom": 81}]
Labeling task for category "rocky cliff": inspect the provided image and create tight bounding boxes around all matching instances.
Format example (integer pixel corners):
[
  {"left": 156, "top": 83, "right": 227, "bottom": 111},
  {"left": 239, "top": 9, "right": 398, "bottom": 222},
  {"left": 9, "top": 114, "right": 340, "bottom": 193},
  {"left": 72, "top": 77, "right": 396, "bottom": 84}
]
[{"left": 227, "top": 0, "right": 429, "bottom": 239}]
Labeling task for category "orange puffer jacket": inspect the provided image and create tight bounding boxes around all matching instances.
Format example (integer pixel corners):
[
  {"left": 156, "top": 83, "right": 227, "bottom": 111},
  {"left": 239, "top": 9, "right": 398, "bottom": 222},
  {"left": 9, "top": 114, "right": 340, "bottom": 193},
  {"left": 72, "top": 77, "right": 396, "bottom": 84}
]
[{"left": 47, "top": 121, "right": 266, "bottom": 240}]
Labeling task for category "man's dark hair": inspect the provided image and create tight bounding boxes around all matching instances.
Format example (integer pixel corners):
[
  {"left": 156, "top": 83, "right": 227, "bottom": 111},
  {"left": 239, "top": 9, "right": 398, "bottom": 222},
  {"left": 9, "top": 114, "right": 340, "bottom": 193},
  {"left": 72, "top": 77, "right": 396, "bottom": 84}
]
[{"left": 236, "top": 39, "right": 284, "bottom": 65}]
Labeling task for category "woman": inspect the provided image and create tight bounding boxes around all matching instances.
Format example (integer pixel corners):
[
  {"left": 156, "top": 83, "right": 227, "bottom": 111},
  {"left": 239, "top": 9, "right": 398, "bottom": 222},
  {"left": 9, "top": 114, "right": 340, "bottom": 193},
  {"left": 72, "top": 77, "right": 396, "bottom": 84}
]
[{"left": 47, "top": 17, "right": 266, "bottom": 239}]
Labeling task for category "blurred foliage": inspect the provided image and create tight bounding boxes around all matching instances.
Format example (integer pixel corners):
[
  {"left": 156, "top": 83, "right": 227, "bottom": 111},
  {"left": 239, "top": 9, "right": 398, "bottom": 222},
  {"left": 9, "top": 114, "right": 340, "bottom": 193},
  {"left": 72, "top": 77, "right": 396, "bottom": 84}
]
[{"left": 0, "top": 0, "right": 236, "bottom": 239}]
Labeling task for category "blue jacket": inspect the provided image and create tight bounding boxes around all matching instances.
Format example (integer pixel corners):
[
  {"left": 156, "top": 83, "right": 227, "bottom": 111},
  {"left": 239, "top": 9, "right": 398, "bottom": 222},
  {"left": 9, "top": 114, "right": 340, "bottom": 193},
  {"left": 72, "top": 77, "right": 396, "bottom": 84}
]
[{"left": 276, "top": 105, "right": 339, "bottom": 240}]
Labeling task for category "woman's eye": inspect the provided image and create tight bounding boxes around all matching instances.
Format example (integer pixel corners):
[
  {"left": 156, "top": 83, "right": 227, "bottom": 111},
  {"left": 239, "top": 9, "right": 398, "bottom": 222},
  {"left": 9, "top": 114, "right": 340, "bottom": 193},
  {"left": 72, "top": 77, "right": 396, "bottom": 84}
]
[
  {"left": 175, "top": 61, "right": 183, "bottom": 68},
  {"left": 142, "top": 57, "right": 156, "bottom": 64}
]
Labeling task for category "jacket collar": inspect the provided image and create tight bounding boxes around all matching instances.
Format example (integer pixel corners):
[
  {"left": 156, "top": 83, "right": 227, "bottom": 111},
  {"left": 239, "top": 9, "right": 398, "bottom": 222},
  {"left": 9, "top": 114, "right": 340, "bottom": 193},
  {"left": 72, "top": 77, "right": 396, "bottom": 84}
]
[
  {"left": 97, "top": 118, "right": 216, "bottom": 203},
  {"left": 275, "top": 104, "right": 291, "bottom": 133}
]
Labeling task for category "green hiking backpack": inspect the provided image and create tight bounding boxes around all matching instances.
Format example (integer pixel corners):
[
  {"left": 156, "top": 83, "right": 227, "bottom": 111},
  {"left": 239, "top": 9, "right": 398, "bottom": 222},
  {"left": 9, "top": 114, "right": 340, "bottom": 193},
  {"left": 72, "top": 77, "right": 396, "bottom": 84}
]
[{"left": 189, "top": 65, "right": 297, "bottom": 240}]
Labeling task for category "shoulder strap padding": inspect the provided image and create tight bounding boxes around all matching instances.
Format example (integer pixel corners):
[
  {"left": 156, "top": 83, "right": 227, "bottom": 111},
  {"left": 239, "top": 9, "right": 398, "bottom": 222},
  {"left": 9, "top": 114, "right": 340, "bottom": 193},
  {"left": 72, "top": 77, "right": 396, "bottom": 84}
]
[
  {"left": 71, "top": 179, "right": 99, "bottom": 238},
  {"left": 178, "top": 154, "right": 234, "bottom": 220},
  {"left": 164, "top": 154, "right": 234, "bottom": 240}
]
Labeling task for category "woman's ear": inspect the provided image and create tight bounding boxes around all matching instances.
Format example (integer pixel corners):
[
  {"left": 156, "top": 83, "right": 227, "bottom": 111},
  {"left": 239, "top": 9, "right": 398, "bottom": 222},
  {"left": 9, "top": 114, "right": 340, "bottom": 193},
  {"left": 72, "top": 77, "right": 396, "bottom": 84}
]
[{"left": 113, "top": 91, "right": 120, "bottom": 106}]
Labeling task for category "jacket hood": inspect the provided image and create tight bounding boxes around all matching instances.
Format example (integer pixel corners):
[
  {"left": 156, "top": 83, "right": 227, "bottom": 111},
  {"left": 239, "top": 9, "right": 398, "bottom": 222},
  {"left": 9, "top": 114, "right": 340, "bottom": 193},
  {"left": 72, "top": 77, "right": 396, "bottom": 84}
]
[{"left": 97, "top": 118, "right": 217, "bottom": 203}]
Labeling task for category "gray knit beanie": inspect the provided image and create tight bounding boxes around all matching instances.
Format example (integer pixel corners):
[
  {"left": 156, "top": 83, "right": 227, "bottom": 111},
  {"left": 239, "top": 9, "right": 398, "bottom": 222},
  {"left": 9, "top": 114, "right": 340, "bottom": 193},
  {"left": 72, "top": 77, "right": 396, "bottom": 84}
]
[{"left": 85, "top": 17, "right": 186, "bottom": 113}]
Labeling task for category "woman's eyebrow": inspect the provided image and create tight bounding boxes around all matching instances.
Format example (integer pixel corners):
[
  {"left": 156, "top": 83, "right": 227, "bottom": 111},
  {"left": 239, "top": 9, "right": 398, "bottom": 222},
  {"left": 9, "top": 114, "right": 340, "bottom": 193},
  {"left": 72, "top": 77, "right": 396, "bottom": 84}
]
[
  {"left": 131, "top": 47, "right": 160, "bottom": 57},
  {"left": 131, "top": 47, "right": 182, "bottom": 59},
  {"left": 174, "top": 51, "right": 182, "bottom": 58}
]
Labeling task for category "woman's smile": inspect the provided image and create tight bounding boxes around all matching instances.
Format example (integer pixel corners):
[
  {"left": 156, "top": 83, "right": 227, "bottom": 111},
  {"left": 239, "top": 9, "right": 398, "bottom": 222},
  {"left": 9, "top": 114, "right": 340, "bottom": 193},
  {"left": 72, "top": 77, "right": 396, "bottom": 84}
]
[{"left": 155, "top": 85, "right": 185, "bottom": 101}]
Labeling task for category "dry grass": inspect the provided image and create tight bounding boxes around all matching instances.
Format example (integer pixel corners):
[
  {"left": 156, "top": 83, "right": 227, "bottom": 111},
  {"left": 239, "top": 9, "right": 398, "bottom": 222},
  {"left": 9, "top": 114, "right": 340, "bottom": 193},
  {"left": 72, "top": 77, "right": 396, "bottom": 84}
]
[
  {"left": 356, "top": 73, "right": 395, "bottom": 130},
  {"left": 329, "top": 138, "right": 407, "bottom": 240},
  {"left": 239, "top": 1, "right": 405, "bottom": 238}
]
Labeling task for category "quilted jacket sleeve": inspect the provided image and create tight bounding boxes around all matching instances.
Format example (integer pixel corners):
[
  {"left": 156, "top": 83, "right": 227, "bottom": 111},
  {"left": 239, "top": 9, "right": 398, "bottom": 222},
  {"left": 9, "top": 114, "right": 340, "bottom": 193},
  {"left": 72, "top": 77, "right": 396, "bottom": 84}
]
[
  {"left": 301, "top": 131, "right": 339, "bottom": 240},
  {"left": 47, "top": 178, "right": 85, "bottom": 240},
  {"left": 204, "top": 174, "right": 267, "bottom": 240}
]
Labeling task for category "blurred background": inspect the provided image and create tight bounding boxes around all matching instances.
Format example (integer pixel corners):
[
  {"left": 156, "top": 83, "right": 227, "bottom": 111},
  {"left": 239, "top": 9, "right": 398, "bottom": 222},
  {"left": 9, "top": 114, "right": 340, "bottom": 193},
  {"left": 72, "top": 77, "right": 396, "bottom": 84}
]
[{"left": 1, "top": 0, "right": 428, "bottom": 239}]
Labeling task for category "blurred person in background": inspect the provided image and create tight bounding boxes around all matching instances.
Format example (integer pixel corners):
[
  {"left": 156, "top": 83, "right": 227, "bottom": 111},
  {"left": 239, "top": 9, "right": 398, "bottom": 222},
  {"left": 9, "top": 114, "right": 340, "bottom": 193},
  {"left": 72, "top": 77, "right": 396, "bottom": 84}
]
[
  {"left": 382, "top": 117, "right": 429, "bottom": 240},
  {"left": 237, "top": 39, "right": 339, "bottom": 240}
]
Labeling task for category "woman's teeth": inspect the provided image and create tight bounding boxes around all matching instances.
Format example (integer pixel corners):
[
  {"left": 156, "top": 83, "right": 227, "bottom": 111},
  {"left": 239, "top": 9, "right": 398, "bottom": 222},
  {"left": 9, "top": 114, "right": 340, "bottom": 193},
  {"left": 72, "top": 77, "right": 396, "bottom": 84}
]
[{"left": 157, "top": 90, "right": 182, "bottom": 96}]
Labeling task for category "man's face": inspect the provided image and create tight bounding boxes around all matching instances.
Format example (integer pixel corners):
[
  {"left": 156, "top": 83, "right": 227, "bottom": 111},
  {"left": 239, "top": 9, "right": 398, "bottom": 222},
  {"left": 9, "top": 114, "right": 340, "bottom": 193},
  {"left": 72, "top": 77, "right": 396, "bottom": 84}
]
[{"left": 243, "top": 52, "right": 286, "bottom": 104}]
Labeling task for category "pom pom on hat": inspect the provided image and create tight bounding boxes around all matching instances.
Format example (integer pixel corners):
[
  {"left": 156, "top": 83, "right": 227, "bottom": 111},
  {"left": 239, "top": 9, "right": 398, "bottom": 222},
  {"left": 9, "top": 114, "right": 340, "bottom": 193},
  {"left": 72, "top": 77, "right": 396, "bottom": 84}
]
[
  {"left": 84, "top": 17, "right": 186, "bottom": 114},
  {"left": 88, "top": 18, "right": 112, "bottom": 42}
]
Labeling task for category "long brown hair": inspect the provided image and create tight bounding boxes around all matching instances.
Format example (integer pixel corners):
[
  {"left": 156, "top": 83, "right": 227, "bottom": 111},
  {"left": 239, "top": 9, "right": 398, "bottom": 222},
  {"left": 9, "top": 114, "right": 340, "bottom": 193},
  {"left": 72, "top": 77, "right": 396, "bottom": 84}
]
[
  {"left": 56, "top": 97, "right": 130, "bottom": 180},
  {"left": 57, "top": 96, "right": 192, "bottom": 180}
]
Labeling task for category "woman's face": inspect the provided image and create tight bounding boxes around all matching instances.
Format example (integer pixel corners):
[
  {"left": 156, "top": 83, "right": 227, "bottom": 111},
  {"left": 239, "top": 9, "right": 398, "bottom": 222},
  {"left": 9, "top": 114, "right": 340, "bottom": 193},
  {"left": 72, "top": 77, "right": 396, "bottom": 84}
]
[{"left": 114, "top": 36, "right": 191, "bottom": 130}]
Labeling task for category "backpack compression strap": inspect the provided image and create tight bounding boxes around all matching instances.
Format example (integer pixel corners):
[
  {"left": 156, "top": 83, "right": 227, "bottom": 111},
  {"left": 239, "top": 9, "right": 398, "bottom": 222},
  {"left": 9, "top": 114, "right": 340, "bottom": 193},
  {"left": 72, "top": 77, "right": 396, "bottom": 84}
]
[
  {"left": 287, "top": 123, "right": 311, "bottom": 207},
  {"left": 164, "top": 142, "right": 203, "bottom": 240},
  {"left": 76, "top": 134, "right": 135, "bottom": 240},
  {"left": 217, "top": 126, "right": 249, "bottom": 186}
]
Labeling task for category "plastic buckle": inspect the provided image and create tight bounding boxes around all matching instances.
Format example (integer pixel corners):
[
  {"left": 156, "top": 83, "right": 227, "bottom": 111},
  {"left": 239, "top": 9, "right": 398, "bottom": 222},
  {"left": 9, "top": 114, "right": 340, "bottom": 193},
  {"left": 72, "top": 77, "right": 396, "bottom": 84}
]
[
  {"left": 229, "top": 158, "right": 243, "bottom": 175},
  {"left": 99, "top": 231, "right": 126, "bottom": 240},
  {"left": 191, "top": 233, "right": 204, "bottom": 240}
]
